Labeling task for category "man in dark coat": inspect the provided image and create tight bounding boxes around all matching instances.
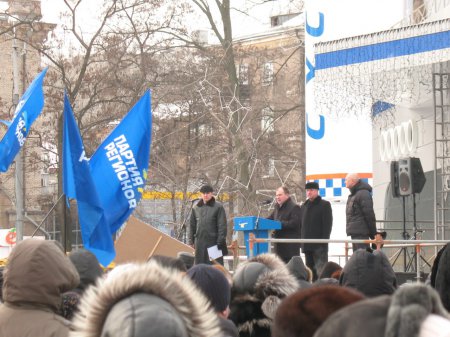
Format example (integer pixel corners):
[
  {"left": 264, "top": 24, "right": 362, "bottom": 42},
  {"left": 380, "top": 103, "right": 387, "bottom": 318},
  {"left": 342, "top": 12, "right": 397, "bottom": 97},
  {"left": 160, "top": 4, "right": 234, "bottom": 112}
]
[
  {"left": 300, "top": 181, "right": 332, "bottom": 280},
  {"left": 345, "top": 173, "right": 377, "bottom": 251},
  {"left": 189, "top": 185, "right": 228, "bottom": 265},
  {"left": 268, "top": 186, "right": 301, "bottom": 263}
]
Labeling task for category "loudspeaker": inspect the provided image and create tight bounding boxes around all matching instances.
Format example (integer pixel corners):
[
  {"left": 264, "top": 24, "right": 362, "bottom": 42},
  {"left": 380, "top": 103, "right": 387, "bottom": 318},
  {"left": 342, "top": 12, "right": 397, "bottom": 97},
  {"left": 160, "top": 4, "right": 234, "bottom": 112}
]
[
  {"left": 390, "top": 161, "right": 400, "bottom": 198},
  {"left": 397, "top": 157, "right": 426, "bottom": 196}
]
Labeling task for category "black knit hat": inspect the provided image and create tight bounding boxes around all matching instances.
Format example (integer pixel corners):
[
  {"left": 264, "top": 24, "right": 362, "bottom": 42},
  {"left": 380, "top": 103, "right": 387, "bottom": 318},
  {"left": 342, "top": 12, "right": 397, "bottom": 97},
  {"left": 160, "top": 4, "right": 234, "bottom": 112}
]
[
  {"left": 187, "top": 264, "right": 230, "bottom": 312},
  {"left": 305, "top": 181, "right": 319, "bottom": 190},
  {"left": 200, "top": 185, "right": 214, "bottom": 193}
]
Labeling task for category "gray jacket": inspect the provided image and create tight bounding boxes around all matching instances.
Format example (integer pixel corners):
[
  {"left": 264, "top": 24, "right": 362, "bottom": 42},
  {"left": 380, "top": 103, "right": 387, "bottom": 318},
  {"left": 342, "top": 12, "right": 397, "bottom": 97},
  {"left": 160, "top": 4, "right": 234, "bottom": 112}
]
[{"left": 189, "top": 197, "right": 227, "bottom": 264}]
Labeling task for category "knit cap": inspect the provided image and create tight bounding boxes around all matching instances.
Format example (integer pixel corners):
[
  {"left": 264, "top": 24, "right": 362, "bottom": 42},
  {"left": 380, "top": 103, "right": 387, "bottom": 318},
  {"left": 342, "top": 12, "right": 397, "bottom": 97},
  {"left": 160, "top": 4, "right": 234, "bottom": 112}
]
[{"left": 187, "top": 264, "right": 230, "bottom": 312}]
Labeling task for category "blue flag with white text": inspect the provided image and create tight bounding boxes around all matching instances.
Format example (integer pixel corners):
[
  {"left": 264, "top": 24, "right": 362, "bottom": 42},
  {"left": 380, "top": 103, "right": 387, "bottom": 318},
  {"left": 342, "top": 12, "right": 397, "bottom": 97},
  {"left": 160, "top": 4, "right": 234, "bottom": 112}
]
[
  {"left": 0, "top": 68, "right": 47, "bottom": 172},
  {"left": 63, "top": 93, "right": 115, "bottom": 266},
  {"left": 90, "top": 90, "right": 152, "bottom": 234}
]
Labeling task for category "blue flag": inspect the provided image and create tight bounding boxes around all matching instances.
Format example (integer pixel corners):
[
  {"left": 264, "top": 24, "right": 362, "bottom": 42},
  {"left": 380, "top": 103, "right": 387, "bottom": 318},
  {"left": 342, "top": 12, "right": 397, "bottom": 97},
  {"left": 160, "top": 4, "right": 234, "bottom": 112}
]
[
  {"left": 63, "top": 93, "right": 115, "bottom": 266},
  {"left": 0, "top": 68, "right": 47, "bottom": 172},
  {"left": 90, "top": 90, "right": 152, "bottom": 234}
]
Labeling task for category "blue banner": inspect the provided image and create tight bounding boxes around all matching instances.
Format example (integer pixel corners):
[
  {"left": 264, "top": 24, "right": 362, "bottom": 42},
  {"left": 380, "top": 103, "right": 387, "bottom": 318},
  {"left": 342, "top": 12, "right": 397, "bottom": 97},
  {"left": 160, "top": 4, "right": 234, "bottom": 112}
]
[
  {"left": 90, "top": 90, "right": 152, "bottom": 234},
  {"left": 0, "top": 68, "right": 47, "bottom": 172},
  {"left": 63, "top": 93, "right": 115, "bottom": 266}
]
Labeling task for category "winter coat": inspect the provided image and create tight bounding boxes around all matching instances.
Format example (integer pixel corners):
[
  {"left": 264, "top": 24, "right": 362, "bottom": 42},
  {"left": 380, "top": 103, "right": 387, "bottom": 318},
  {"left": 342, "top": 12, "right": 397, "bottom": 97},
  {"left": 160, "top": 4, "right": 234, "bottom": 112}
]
[
  {"left": 229, "top": 254, "right": 298, "bottom": 337},
  {"left": 0, "top": 239, "right": 79, "bottom": 337},
  {"left": 300, "top": 196, "right": 332, "bottom": 251},
  {"left": 268, "top": 197, "right": 301, "bottom": 262},
  {"left": 189, "top": 197, "right": 228, "bottom": 264},
  {"left": 70, "top": 261, "right": 222, "bottom": 337},
  {"left": 346, "top": 180, "right": 377, "bottom": 238},
  {"left": 339, "top": 249, "right": 397, "bottom": 297},
  {"left": 314, "top": 284, "right": 450, "bottom": 337},
  {"left": 432, "top": 242, "right": 450, "bottom": 311}
]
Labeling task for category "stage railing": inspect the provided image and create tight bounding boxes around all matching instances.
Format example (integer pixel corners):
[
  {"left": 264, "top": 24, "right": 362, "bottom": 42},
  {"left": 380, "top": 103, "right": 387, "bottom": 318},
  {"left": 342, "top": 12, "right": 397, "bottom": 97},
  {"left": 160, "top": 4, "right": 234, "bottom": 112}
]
[{"left": 248, "top": 234, "right": 450, "bottom": 282}]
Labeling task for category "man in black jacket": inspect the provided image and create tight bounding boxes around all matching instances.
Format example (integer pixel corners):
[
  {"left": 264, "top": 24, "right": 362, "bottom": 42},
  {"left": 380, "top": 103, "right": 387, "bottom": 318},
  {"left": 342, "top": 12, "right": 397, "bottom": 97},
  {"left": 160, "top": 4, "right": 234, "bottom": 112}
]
[
  {"left": 345, "top": 173, "right": 377, "bottom": 251},
  {"left": 268, "top": 186, "right": 302, "bottom": 263},
  {"left": 300, "top": 181, "right": 333, "bottom": 280},
  {"left": 189, "top": 185, "right": 228, "bottom": 265}
]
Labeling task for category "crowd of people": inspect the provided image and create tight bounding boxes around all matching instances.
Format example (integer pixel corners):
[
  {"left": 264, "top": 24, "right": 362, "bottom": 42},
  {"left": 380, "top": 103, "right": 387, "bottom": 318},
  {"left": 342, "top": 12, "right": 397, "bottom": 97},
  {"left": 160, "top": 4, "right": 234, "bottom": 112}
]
[{"left": 2, "top": 238, "right": 450, "bottom": 337}]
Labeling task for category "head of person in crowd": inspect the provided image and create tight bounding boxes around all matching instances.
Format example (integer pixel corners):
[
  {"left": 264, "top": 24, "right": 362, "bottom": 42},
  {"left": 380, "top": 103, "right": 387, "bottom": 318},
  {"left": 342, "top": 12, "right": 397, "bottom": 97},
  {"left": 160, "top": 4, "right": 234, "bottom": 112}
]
[
  {"left": 60, "top": 249, "right": 104, "bottom": 320},
  {"left": 200, "top": 184, "right": 214, "bottom": 203},
  {"left": 69, "top": 249, "right": 104, "bottom": 293},
  {"left": 314, "top": 284, "right": 450, "bottom": 337},
  {"left": 148, "top": 254, "right": 187, "bottom": 273},
  {"left": 286, "top": 256, "right": 312, "bottom": 289},
  {"left": 430, "top": 242, "right": 450, "bottom": 311},
  {"left": 275, "top": 186, "right": 290, "bottom": 206},
  {"left": 0, "top": 239, "right": 79, "bottom": 336},
  {"left": 187, "top": 264, "right": 239, "bottom": 337},
  {"left": 177, "top": 251, "right": 195, "bottom": 270},
  {"left": 339, "top": 248, "right": 397, "bottom": 297},
  {"left": 211, "top": 263, "right": 233, "bottom": 285},
  {"left": 272, "top": 285, "right": 365, "bottom": 337},
  {"left": 187, "top": 264, "right": 230, "bottom": 316},
  {"left": 229, "top": 253, "right": 298, "bottom": 337},
  {"left": 71, "top": 260, "right": 221, "bottom": 337},
  {"left": 319, "top": 261, "right": 343, "bottom": 280}
]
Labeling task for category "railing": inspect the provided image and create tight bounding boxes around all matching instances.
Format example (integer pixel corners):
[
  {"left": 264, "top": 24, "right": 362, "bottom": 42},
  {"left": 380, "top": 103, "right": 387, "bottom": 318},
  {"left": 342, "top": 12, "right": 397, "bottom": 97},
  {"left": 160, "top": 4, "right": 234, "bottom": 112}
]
[{"left": 248, "top": 234, "right": 450, "bottom": 282}]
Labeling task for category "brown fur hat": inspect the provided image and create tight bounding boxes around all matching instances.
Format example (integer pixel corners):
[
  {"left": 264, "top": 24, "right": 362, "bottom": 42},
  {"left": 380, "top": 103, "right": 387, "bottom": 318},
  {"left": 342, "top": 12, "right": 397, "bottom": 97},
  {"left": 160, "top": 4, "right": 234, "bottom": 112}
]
[{"left": 272, "top": 285, "right": 365, "bottom": 337}]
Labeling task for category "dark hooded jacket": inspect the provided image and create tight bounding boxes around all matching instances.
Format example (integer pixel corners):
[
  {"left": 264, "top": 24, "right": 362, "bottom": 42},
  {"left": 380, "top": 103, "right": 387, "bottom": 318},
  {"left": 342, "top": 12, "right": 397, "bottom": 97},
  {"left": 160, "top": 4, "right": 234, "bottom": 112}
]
[
  {"left": 70, "top": 261, "right": 222, "bottom": 337},
  {"left": 0, "top": 239, "right": 79, "bottom": 337},
  {"left": 339, "top": 249, "right": 397, "bottom": 297},
  {"left": 268, "top": 197, "right": 301, "bottom": 262},
  {"left": 346, "top": 180, "right": 377, "bottom": 238},
  {"left": 300, "top": 195, "right": 332, "bottom": 251},
  {"left": 286, "top": 256, "right": 312, "bottom": 289},
  {"left": 229, "top": 254, "right": 298, "bottom": 337},
  {"left": 314, "top": 284, "right": 450, "bottom": 337},
  {"left": 189, "top": 197, "right": 228, "bottom": 264}
]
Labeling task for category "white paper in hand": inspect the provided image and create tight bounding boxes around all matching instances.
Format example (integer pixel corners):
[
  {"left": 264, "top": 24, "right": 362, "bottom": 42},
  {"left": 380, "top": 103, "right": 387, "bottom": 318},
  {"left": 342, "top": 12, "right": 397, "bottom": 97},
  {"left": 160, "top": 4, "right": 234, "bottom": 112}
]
[{"left": 207, "top": 245, "right": 223, "bottom": 260}]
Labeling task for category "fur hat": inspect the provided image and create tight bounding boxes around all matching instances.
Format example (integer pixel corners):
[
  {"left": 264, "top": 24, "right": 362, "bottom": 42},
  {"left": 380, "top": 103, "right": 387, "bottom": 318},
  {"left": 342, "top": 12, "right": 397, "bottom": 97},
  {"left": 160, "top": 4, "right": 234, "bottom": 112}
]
[
  {"left": 177, "top": 251, "right": 195, "bottom": 270},
  {"left": 273, "top": 285, "right": 365, "bottom": 337},
  {"left": 432, "top": 243, "right": 450, "bottom": 311},
  {"left": 200, "top": 185, "right": 214, "bottom": 193},
  {"left": 187, "top": 264, "right": 230, "bottom": 312},
  {"left": 305, "top": 181, "right": 319, "bottom": 190},
  {"left": 230, "top": 254, "right": 298, "bottom": 322},
  {"left": 314, "top": 284, "right": 450, "bottom": 337}
]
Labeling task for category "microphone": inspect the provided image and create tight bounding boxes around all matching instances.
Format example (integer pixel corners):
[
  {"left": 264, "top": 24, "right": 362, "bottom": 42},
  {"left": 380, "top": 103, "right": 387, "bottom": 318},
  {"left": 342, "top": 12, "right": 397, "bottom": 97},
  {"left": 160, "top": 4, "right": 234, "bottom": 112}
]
[{"left": 259, "top": 199, "right": 273, "bottom": 205}]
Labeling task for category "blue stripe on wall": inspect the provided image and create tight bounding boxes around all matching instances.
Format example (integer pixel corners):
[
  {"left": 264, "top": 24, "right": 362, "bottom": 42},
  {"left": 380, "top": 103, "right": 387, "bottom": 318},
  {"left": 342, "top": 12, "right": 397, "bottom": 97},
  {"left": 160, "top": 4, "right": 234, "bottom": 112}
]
[{"left": 316, "top": 30, "right": 450, "bottom": 70}]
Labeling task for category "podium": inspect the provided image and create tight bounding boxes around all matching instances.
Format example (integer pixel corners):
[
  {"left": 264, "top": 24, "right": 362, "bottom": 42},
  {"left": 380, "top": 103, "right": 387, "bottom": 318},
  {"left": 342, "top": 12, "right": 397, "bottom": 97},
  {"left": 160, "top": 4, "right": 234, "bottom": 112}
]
[{"left": 233, "top": 216, "right": 281, "bottom": 257}]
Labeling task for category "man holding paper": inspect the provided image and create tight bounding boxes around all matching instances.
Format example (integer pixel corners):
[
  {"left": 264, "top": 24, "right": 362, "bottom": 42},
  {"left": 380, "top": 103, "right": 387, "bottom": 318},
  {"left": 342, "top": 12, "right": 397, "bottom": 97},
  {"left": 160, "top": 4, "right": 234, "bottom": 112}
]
[{"left": 189, "top": 185, "right": 228, "bottom": 265}]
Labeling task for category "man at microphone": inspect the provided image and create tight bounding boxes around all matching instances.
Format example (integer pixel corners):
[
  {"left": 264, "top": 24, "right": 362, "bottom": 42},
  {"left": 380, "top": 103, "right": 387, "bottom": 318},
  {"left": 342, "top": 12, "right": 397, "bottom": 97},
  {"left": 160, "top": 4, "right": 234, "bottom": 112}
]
[
  {"left": 188, "top": 185, "right": 228, "bottom": 265},
  {"left": 267, "top": 186, "right": 302, "bottom": 263}
]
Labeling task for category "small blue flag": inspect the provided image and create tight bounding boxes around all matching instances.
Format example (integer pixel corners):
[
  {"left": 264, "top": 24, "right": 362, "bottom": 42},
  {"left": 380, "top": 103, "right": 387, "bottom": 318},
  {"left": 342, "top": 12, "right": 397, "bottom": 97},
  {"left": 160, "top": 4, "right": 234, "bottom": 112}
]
[
  {"left": 90, "top": 90, "right": 152, "bottom": 234},
  {"left": 0, "top": 68, "right": 47, "bottom": 172},
  {"left": 63, "top": 93, "right": 115, "bottom": 266}
]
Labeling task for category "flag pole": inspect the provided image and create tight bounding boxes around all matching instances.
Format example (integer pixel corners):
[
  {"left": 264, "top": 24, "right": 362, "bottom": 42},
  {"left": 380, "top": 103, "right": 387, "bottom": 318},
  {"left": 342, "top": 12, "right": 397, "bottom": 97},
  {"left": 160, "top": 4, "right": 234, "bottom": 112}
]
[{"left": 12, "top": 31, "right": 24, "bottom": 242}]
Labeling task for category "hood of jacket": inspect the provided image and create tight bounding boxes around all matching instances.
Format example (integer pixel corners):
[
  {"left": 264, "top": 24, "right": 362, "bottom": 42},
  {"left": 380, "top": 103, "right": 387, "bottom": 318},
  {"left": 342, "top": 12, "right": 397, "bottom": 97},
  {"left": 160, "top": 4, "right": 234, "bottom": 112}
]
[
  {"left": 339, "top": 249, "right": 397, "bottom": 297},
  {"left": 3, "top": 239, "right": 79, "bottom": 312},
  {"left": 71, "top": 261, "right": 221, "bottom": 337},
  {"left": 230, "top": 253, "right": 298, "bottom": 335},
  {"left": 350, "top": 180, "right": 372, "bottom": 195}
]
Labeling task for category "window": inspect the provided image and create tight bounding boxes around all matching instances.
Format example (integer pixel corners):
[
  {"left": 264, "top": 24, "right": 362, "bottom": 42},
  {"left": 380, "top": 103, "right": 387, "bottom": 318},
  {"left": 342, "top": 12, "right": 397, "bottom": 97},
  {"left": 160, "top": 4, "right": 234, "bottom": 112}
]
[
  {"left": 261, "top": 107, "right": 274, "bottom": 132},
  {"left": 238, "top": 64, "right": 249, "bottom": 85},
  {"left": 262, "top": 62, "right": 273, "bottom": 86}
]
